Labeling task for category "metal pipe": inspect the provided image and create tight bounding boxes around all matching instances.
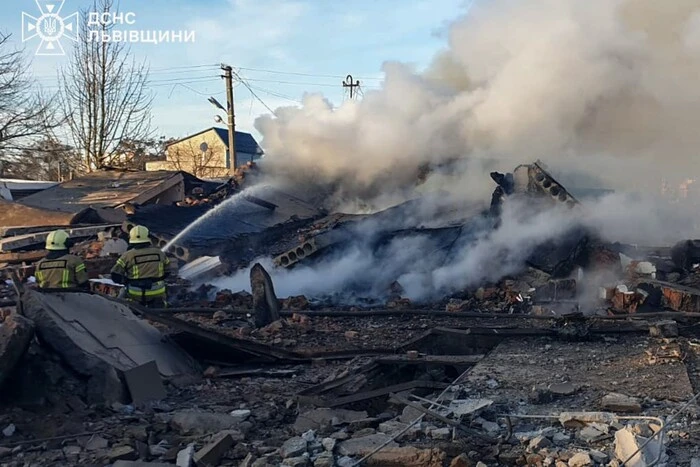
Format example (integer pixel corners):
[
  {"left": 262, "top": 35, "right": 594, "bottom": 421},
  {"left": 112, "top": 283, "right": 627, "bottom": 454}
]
[{"left": 620, "top": 391, "right": 700, "bottom": 466}]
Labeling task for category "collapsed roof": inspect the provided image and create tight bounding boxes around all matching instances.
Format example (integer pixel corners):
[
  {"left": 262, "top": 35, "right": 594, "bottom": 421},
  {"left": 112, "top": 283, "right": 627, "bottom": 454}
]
[{"left": 18, "top": 169, "right": 188, "bottom": 214}]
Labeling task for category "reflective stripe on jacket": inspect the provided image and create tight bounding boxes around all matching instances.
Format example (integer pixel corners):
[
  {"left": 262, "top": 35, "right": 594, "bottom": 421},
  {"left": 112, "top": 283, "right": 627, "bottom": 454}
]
[
  {"left": 111, "top": 247, "right": 171, "bottom": 301},
  {"left": 35, "top": 254, "right": 88, "bottom": 289},
  {"left": 127, "top": 280, "right": 166, "bottom": 298}
]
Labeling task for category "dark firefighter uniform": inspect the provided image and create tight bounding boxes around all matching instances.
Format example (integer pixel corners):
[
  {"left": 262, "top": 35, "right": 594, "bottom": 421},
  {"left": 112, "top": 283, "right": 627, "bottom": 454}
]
[
  {"left": 35, "top": 229, "right": 89, "bottom": 290},
  {"left": 111, "top": 225, "right": 174, "bottom": 307}
]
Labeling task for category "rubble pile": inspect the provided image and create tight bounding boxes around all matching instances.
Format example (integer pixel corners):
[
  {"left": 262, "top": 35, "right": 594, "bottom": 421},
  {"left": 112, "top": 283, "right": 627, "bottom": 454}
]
[{"left": 2, "top": 162, "right": 700, "bottom": 465}]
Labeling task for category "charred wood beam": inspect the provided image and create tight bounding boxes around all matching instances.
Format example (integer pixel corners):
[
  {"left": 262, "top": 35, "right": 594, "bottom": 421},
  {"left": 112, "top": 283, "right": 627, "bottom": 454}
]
[
  {"left": 432, "top": 323, "right": 651, "bottom": 339},
  {"left": 298, "top": 362, "right": 380, "bottom": 396},
  {"left": 115, "top": 299, "right": 401, "bottom": 363},
  {"left": 376, "top": 354, "right": 486, "bottom": 365},
  {"left": 299, "top": 381, "right": 450, "bottom": 408},
  {"left": 123, "top": 303, "right": 302, "bottom": 362}
]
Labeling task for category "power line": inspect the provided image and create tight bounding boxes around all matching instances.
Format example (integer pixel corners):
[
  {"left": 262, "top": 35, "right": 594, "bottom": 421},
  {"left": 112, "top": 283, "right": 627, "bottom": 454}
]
[
  {"left": 32, "top": 72, "right": 218, "bottom": 83},
  {"left": 233, "top": 76, "right": 381, "bottom": 88},
  {"left": 30, "top": 64, "right": 220, "bottom": 81},
  {"left": 247, "top": 85, "right": 303, "bottom": 104},
  {"left": 147, "top": 76, "right": 219, "bottom": 85},
  {"left": 237, "top": 66, "right": 383, "bottom": 81},
  {"left": 30, "top": 63, "right": 382, "bottom": 82},
  {"left": 149, "top": 63, "right": 219, "bottom": 72},
  {"left": 231, "top": 70, "right": 275, "bottom": 113},
  {"left": 35, "top": 77, "right": 220, "bottom": 91},
  {"left": 166, "top": 82, "right": 220, "bottom": 98}
]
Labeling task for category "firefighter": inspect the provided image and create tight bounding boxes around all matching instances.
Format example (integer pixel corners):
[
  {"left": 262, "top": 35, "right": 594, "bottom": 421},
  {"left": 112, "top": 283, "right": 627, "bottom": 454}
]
[
  {"left": 35, "top": 229, "right": 89, "bottom": 290},
  {"left": 111, "top": 225, "right": 174, "bottom": 308}
]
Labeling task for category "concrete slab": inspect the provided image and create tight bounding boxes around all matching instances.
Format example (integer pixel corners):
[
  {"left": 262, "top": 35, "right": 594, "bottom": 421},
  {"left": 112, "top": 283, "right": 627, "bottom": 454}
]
[
  {"left": 123, "top": 361, "right": 167, "bottom": 405},
  {"left": 0, "top": 314, "right": 34, "bottom": 388},
  {"left": 22, "top": 290, "right": 198, "bottom": 378}
]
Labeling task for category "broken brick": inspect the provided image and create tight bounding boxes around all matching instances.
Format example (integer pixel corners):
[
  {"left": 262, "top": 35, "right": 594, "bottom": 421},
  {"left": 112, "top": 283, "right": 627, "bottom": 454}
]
[
  {"left": 610, "top": 285, "right": 647, "bottom": 313},
  {"left": 193, "top": 432, "right": 235, "bottom": 466},
  {"left": 639, "top": 280, "right": 700, "bottom": 313}
]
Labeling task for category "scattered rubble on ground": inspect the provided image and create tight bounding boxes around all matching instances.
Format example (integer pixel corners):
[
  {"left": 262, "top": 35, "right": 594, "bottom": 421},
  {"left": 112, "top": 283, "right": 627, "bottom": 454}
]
[{"left": 0, "top": 163, "right": 700, "bottom": 466}]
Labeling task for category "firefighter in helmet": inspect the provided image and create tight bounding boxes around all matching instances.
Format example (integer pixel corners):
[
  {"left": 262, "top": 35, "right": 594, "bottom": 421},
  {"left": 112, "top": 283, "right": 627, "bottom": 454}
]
[
  {"left": 111, "top": 225, "right": 174, "bottom": 308},
  {"left": 35, "top": 229, "right": 89, "bottom": 290}
]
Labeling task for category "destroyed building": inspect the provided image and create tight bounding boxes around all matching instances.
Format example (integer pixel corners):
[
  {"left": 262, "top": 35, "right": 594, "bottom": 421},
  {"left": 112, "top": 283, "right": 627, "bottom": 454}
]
[{"left": 0, "top": 160, "right": 699, "bottom": 467}]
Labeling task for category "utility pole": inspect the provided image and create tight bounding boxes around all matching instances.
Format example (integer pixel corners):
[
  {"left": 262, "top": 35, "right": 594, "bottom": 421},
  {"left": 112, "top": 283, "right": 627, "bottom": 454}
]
[
  {"left": 221, "top": 64, "right": 237, "bottom": 175},
  {"left": 343, "top": 74, "right": 361, "bottom": 100}
]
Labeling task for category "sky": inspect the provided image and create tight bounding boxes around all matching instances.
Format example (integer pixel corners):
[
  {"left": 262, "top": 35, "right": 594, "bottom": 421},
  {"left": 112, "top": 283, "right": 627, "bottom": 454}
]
[{"left": 1, "top": 0, "right": 468, "bottom": 143}]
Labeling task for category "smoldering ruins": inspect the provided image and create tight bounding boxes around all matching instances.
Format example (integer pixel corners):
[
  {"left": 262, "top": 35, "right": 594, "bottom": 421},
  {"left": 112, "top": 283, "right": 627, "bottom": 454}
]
[{"left": 2, "top": 0, "right": 700, "bottom": 466}]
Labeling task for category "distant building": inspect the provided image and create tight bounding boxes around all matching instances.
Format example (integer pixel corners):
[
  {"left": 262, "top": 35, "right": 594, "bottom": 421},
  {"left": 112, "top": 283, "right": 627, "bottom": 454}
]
[{"left": 146, "top": 127, "right": 264, "bottom": 179}]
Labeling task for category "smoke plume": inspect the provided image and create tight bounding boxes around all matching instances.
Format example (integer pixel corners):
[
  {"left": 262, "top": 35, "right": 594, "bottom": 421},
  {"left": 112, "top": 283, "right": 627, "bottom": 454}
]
[
  {"left": 256, "top": 0, "right": 700, "bottom": 208},
  {"left": 212, "top": 0, "right": 700, "bottom": 302}
]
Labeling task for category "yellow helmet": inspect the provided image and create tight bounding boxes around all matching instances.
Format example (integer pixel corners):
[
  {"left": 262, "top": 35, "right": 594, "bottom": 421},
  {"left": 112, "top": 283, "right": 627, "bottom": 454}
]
[
  {"left": 129, "top": 225, "right": 151, "bottom": 245},
  {"left": 46, "top": 229, "right": 70, "bottom": 251}
]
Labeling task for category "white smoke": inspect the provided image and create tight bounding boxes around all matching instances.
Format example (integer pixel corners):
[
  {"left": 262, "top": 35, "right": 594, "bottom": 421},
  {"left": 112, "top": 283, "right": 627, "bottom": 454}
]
[
  {"left": 213, "top": 0, "right": 700, "bottom": 302},
  {"left": 256, "top": 0, "right": 700, "bottom": 209}
]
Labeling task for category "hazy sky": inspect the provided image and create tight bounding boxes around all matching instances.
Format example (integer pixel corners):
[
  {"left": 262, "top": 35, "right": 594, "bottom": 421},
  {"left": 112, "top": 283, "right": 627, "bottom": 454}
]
[{"left": 2, "top": 0, "right": 467, "bottom": 141}]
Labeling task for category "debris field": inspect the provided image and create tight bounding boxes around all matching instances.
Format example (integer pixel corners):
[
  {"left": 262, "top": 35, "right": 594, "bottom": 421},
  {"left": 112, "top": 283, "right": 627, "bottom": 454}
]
[{"left": 0, "top": 161, "right": 699, "bottom": 467}]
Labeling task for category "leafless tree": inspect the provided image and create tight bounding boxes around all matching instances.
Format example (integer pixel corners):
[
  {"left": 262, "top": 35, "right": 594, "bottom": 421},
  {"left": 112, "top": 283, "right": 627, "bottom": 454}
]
[
  {"left": 0, "top": 33, "right": 61, "bottom": 176},
  {"left": 2, "top": 138, "right": 78, "bottom": 181},
  {"left": 111, "top": 136, "right": 174, "bottom": 170},
  {"left": 167, "top": 141, "right": 222, "bottom": 178},
  {"left": 59, "top": 0, "right": 153, "bottom": 172}
]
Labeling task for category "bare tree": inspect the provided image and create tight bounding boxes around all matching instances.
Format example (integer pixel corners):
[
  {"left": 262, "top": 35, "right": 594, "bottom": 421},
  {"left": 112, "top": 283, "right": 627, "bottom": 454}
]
[
  {"left": 166, "top": 140, "right": 222, "bottom": 178},
  {"left": 111, "top": 136, "right": 174, "bottom": 170},
  {"left": 0, "top": 33, "right": 61, "bottom": 176},
  {"left": 3, "top": 138, "right": 78, "bottom": 181},
  {"left": 59, "top": 0, "right": 153, "bottom": 172}
]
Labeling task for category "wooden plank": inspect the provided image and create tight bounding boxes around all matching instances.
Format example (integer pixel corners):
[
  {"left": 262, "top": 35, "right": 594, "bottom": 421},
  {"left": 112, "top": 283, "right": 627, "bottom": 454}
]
[
  {"left": 0, "top": 250, "right": 46, "bottom": 264},
  {"left": 0, "top": 224, "right": 98, "bottom": 238},
  {"left": 0, "top": 224, "right": 120, "bottom": 252},
  {"left": 326, "top": 381, "right": 449, "bottom": 408},
  {"left": 297, "top": 362, "right": 380, "bottom": 396}
]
